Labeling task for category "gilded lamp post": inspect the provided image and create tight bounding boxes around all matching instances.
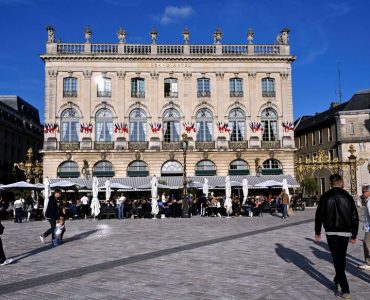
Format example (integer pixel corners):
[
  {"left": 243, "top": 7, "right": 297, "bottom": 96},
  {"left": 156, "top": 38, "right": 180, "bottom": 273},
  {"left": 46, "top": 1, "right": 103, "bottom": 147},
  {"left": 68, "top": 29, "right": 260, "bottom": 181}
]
[
  {"left": 13, "top": 148, "right": 43, "bottom": 183},
  {"left": 181, "top": 133, "right": 189, "bottom": 217}
]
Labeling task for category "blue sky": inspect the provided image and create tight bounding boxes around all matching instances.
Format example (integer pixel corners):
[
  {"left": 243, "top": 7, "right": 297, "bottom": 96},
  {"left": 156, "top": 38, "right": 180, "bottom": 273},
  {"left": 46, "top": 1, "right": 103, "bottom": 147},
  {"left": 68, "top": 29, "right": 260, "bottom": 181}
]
[{"left": 0, "top": 0, "right": 369, "bottom": 123}]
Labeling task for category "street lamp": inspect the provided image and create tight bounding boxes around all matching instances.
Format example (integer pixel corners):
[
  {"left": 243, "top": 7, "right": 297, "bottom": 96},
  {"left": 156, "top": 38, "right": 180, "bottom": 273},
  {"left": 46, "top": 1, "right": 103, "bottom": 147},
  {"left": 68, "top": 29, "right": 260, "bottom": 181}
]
[
  {"left": 13, "top": 148, "right": 43, "bottom": 183},
  {"left": 181, "top": 133, "right": 189, "bottom": 218}
]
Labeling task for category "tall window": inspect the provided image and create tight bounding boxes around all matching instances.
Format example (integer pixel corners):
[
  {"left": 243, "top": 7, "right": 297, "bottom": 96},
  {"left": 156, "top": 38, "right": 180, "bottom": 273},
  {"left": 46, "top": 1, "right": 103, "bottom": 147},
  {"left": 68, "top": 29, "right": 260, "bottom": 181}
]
[
  {"left": 261, "top": 108, "right": 278, "bottom": 141},
  {"left": 57, "top": 161, "right": 79, "bottom": 178},
  {"left": 197, "top": 78, "right": 210, "bottom": 97},
  {"left": 312, "top": 132, "right": 316, "bottom": 146},
  {"left": 262, "top": 78, "right": 275, "bottom": 97},
  {"left": 63, "top": 77, "right": 77, "bottom": 97},
  {"left": 61, "top": 108, "right": 79, "bottom": 142},
  {"left": 262, "top": 159, "right": 282, "bottom": 175},
  {"left": 95, "top": 109, "right": 113, "bottom": 142},
  {"left": 196, "top": 108, "right": 213, "bottom": 142},
  {"left": 97, "top": 77, "right": 112, "bottom": 97},
  {"left": 229, "top": 108, "right": 245, "bottom": 141},
  {"left": 127, "top": 160, "right": 149, "bottom": 177},
  {"left": 164, "top": 78, "right": 178, "bottom": 97},
  {"left": 131, "top": 78, "right": 145, "bottom": 98},
  {"left": 328, "top": 127, "right": 333, "bottom": 142},
  {"left": 163, "top": 108, "right": 180, "bottom": 142},
  {"left": 229, "top": 160, "right": 249, "bottom": 175},
  {"left": 230, "top": 78, "right": 243, "bottom": 97},
  {"left": 195, "top": 160, "right": 216, "bottom": 176},
  {"left": 161, "top": 160, "right": 183, "bottom": 176},
  {"left": 93, "top": 160, "right": 114, "bottom": 177},
  {"left": 349, "top": 122, "right": 355, "bottom": 135},
  {"left": 318, "top": 129, "right": 323, "bottom": 144},
  {"left": 129, "top": 108, "right": 146, "bottom": 142}
]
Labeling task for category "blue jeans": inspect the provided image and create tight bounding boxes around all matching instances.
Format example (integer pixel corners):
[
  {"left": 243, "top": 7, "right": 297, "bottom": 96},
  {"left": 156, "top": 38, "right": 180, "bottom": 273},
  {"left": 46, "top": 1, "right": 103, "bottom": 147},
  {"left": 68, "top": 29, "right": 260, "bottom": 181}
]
[
  {"left": 282, "top": 204, "right": 288, "bottom": 218},
  {"left": 15, "top": 208, "right": 23, "bottom": 223},
  {"left": 117, "top": 203, "right": 125, "bottom": 219}
]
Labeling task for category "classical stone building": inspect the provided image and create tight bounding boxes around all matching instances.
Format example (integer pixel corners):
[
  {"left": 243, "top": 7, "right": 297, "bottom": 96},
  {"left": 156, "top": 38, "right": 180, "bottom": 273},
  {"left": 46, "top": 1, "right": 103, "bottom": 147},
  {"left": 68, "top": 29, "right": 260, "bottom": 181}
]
[
  {"left": 294, "top": 90, "right": 370, "bottom": 195},
  {"left": 41, "top": 26, "right": 296, "bottom": 182},
  {"left": 0, "top": 95, "right": 43, "bottom": 183}
]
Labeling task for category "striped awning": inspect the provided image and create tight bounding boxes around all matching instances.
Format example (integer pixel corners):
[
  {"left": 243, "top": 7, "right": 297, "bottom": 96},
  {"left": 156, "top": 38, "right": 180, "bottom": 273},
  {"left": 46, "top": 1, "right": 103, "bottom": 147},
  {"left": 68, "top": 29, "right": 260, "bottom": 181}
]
[{"left": 49, "top": 175, "right": 299, "bottom": 191}]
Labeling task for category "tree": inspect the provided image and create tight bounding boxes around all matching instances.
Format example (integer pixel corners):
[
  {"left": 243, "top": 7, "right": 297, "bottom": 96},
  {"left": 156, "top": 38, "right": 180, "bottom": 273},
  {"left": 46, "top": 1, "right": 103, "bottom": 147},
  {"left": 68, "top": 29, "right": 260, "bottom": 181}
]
[{"left": 301, "top": 176, "right": 319, "bottom": 197}]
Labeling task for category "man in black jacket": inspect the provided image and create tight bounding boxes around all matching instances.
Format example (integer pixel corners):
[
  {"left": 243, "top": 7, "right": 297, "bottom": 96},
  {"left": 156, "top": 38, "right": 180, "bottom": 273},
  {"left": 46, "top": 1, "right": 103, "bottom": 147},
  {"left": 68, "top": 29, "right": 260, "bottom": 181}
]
[
  {"left": 315, "top": 174, "right": 359, "bottom": 299},
  {"left": 40, "top": 189, "right": 62, "bottom": 244}
]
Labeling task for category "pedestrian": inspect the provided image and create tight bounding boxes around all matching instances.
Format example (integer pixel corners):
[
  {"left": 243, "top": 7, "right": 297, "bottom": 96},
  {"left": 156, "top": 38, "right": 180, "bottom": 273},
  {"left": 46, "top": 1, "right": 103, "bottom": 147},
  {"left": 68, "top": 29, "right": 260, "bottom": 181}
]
[
  {"left": 0, "top": 220, "right": 13, "bottom": 266},
  {"left": 116, "top": 194, "right": 126, "bottom": 219},
  {"left": 359, "top": 184, "right": 370, "bottom": 270},
  {"left": 40, "top": 189, "right": 62, "bottom": 244},
  {"left": 315, "top": 174, "right": 359, "bottom": 299},
  {"left": 279, "top": 188, "right": 289, "bottom": 219},
  {"left": 13, "top": 197, "right": 23, "bottom": 223},
  {"left": 80, "top": 194, "right": 90, "bottom": 219}
]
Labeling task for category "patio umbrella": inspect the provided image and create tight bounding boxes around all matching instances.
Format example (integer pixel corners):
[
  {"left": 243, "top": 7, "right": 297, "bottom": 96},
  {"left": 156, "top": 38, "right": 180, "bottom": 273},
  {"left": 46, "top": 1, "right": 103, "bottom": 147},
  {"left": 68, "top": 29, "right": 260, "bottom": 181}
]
[
  {"left": 242, "top": 178, "right": 249, "bottom": 205},
  {"left": 202, "top": 178, "right": 209, "bottom": 196},
  {"left": 254, "top": 180, "right": 283, "bottom": 188},
  {"left": 91, "top": 176, "right": 100, "bottom": 218},
  {"left": 0, "top": 181, "right": 37, "bottom": 190},
  {"left": 99, "top": 182, "right": 132, "bottom": 190},
  {"left": 43, "top": 177, "right": 50, "bottom": 215},
  {"left": 282, "top": 178, "right": 290, "bottom": 199},
  {"left": 151, "top": 175, "right": 159, "bottom": 218},
  {"left": 105, "top": 179, "right": 111, "bottom": 201},
  {"left": 224, "top": 176, "right": 233, "bottom": 217},
  {"left": 187, "top": 181, "right": 203, "bottom": 189},
  {"left": 50, "top": 180, "right": 81, "bottom": 189},
  {"left": 34, "top": 183, "right": 44, "bottom": 189},
  {"left": 137, "top": 182, "right": 172, "bottom": 189}
]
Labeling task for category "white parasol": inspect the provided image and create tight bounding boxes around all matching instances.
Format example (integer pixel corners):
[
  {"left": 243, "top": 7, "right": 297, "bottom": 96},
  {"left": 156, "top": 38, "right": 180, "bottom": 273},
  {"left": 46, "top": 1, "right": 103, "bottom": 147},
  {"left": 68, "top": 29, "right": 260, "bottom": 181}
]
[
  {"left": 224, "top": 176, "right": 233, "bottom": 216},
  {"left": 105, "top": 179, "right": 111, "bottom": 201},
  {"left": 151, "top": 175, "right": 159, "bottom": 217},
  {"left": 43, "top": 177, "right": 50, "bottom": 215},
  {"left": 282, "top": 178, "right": 290, "bottom": 200},
  {"left": 90, "top": 177, "right": 100, "bottom": 218},
  {"left": 242, "top": 178, "right": 249, "bottom": 205},
  {"left": 202, "top": 178, "right": 209, "bottom": 196}
]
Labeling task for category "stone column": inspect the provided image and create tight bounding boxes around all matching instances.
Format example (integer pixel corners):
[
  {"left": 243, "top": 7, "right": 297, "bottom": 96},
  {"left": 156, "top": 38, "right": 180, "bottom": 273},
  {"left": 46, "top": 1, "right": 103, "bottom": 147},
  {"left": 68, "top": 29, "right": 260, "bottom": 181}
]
[
  {"left": 46, "top": 69, "right": 57, "bottom": 123},
  {"left": 82, "top": 70, "right": 92, "bottom": 132}
]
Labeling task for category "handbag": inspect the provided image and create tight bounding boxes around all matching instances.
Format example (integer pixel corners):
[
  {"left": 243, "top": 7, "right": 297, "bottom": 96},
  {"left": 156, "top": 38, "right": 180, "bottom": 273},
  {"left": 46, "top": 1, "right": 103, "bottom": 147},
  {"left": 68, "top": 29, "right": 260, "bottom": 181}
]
[{"left": 0, "top": 222, "right": 4, "bottom": 235}]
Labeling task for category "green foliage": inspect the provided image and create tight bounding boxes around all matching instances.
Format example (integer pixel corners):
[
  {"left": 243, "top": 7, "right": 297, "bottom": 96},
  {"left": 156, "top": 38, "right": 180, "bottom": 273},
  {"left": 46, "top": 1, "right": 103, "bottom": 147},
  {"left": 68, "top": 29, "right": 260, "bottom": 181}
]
[{"left": 301, "top": 176, "right": 319, "bottom": 197}]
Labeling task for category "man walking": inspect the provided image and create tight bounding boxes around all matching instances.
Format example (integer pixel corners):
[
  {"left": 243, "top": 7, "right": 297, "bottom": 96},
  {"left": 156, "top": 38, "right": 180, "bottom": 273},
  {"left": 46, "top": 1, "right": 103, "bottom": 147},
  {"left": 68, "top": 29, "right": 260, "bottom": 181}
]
[
  {"left": 359, "top": 184, "right": 370, "bottom": 270},
  {"left": 315, "top": 174, "right": 359, "bottom": 299},
  {"left": 40, "top": 189, "right": 61, "bottom": 244},
  {"left": 279, "top": 188, "right": 289, "bottom": 219}
]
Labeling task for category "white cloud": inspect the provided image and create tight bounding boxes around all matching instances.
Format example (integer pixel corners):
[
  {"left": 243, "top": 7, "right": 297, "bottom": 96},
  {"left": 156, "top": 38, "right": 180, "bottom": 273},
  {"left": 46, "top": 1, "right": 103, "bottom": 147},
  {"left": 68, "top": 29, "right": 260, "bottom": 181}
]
[{"left": 159, "top": 6, "right": 194, "bottom": 25}]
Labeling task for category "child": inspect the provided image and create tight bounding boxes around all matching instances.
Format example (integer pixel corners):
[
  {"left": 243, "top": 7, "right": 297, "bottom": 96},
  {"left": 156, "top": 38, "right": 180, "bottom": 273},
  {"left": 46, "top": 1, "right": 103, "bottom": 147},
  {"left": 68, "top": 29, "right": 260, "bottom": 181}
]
[{"left": 53, "top": 216, "right": 66, "bottom": 246}]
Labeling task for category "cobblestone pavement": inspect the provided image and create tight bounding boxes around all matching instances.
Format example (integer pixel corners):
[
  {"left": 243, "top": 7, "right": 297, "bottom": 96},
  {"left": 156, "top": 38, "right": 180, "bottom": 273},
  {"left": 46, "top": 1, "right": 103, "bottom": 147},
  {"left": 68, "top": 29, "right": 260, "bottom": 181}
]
[{"left": 0, "top": 209, "right": 369, "bottom": 299}]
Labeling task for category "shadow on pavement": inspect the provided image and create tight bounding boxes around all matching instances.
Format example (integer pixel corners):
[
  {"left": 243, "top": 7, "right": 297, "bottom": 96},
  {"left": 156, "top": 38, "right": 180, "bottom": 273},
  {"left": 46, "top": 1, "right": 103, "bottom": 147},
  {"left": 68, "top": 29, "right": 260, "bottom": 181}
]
[{"left": 275, "top": 243, "right": 333, "bottom": 290}]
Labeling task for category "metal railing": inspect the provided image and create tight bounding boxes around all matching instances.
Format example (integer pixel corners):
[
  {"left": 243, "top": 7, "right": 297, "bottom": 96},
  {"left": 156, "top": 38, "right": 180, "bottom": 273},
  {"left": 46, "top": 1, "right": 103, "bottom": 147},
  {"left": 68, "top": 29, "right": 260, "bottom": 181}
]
[
  {"left": 63, "top": 91, "right": 77, "bottom": 98},
  {"left": 262, "top": 91, "right": 276, "bottom": 97},
  {"left": 197, "top": 91, "right": 211, "bottom": 97},
  {"left": 97, "top": 91, "right": 112, "bottom": 98},
  {"left": 230, "top": 91, "right": 244, "bottom": 97},
  {"left": 261, "top": 140, "right": 281, "bottom": 149}
]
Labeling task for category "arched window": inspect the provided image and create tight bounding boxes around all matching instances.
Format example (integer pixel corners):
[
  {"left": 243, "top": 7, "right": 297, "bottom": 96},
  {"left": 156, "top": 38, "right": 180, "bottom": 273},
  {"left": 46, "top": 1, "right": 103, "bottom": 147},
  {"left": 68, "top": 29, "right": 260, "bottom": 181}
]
[
  {"left": 197, "top": 78, "right": 211, "bottom": 97},
  {"left": 164, "top": 78, "right": 178, "bottom": 97},
  {"left": 229, "top": 160, "right": 249, "bottom": 175},
  {"left": 57, "top": 161, "right": 79, "bottom": 178},
  {"left": 161, "top": 160, "right": 183, "bottom": 176},
  {"left": 63, "top": 77, "right": 78, "bottom": 97},
  {"left": 93, "top": 160, "right": 114, "bottom": 177},
  {"left": 61, "top": 108, "right": 79, "bottom": 142},
  {"left": 229, "top": 78, "right": 243, "bottom": 97},
  {"left": 229, "top": 108, "right": 246, "bottom": 141},
  {"left": 195, "top": 160, "right": 216, "bottom": 176},
  {"left": 129, "top": 108, "right": 146, "bottom": 142},
  {"left": 262, "top": 159, "right": 282, "bottom": 175},
  {"left": 261, "top": 108, "right": 278, "bottom": 141},
  {"left": 131, "top": 78, "right": 145, "bottom": 98},
  {"left": 97, "top": 77, "right": 112, "bottom": 97},
  {"left": 163, "top": 108, "right": 180, "bottom": 142},
  {"left": 196, "top": 108, "right": 213, "bottom": 142},
  {"left": 127, "top": 160, "right": 149, "bottom": 177},
  {"left": 95, "top": 109, "right": 113, "bottom": 142},
  {"left": 262, "top": 78, "right": 275, "bottom": 97}
]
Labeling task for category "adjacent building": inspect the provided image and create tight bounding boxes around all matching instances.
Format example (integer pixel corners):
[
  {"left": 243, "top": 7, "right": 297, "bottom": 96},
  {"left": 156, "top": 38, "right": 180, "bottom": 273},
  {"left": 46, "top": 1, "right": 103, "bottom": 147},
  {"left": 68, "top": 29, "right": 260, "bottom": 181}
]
[
  {"left": 294, "top": 90, "right": 370, "bottom": 195},
  {"left": 41, "top": 26, "right": 296, "bottom": 181},
  {"left": 0, "top": 95, "right": 44, "bottom": 183}
]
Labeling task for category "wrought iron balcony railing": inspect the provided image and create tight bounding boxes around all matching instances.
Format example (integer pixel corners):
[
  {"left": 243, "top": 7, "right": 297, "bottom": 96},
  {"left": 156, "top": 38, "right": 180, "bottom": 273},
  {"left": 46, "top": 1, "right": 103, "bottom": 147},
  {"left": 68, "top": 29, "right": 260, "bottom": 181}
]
[
  {"left": 230, "top": 91, "right": 244, "bottom": 97},
  {"left": 197, "top": 91, "right": 211, "bottom": 97},
  {"left": 63, "top": 91, "right": 77, "bottom": 98}
]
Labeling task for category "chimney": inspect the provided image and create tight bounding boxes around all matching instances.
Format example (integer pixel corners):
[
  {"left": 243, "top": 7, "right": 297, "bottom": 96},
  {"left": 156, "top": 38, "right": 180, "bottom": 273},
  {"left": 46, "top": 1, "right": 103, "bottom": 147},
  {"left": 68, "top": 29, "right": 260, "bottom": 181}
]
[{"left": 330, "top": 101, "right": 339, "bottom": 108}]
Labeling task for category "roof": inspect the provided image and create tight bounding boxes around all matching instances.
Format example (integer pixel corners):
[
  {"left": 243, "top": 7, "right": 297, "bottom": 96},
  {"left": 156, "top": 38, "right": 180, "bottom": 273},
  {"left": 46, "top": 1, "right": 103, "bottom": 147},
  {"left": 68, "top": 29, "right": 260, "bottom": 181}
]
[{"left": 295, "top": 90, "right": 370, "bottom": 134}]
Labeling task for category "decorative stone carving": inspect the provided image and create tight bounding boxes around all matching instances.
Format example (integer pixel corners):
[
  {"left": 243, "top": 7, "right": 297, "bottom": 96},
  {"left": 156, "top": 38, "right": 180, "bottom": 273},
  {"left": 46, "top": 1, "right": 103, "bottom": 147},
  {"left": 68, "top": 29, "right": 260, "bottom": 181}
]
[
  {"left": 59, "top": 142, "right": 79, "bottom": 151},
  {"left": 162, "top": 142, "right": 182, "bottom": 151},
  {"left": 128, "top": 142, "right": 148, "bottom": 150},
  {"left": 229, "top": 141, "right": 248, "bottom": 150},
  {"left": 117, "top": 71, "right": 125, "bottom": 79},
  {"left": 101, "top": 152, "right": 107, "bottom": 160},
  {"left": 215, "top": 71, "right": 224, "bottom": 80},
  {"left": 236, "top": 151, "right": 242, "bottom": 159},
  {"left": 84, "top": 26, "right": 92, "bottom": 43},
  {"left": 150, "top": 27, "right": 158, "bottom": 44},
  {"left": 66, "top": 153, "right": 72, "bottom": 160},
  {"left": 135, "top": 151, "right": 141, "bottom": 160},
  {"left": 94, "top": 142, "right": 114, "bottom": 150},
  {"left": 169, "top": 152, "right": 175, "bottom": 160},
  {"left": 213, "top": 27, "right": 223, "bottom": 44},
  {"left": 248, "top": 72, "right": 256, "bottom": 79},
  {"left": 182, "top": 27, "right": 190, "bottom": 44},
  {"left": 276, "top": 28, "right": 290, "bottom": 45},
  {"left": 203, "top": 152, "right": 209, "bottom": 159},
  {"left": 196, "top": 142, "right": 215, "bottom": 150},
  {"left": 83, "top": 70, "right": 92, "bottom": 79},
  {"left": 247, "top": 28, "right": 254, "bottom": 44},
  {"left": 46, "top": 25, "right": 55, "bottom": 43},
  {"left": 117, "top": 27, "right": 126, "bottom": 43},
  {"left": 280, "top": 71, "right": 289, "bottom": 79},
  {"left": 183, "top": 71, "right": 192, "bottom": 80},
  {"left": 48, "top": 70, "right": 57, "bottom": 79},
  {"left": 68, "top": 71, "right": 73, "bottom": 77},
  {"left": 150, "top": 71, "right": 159, "bottom": 80}
]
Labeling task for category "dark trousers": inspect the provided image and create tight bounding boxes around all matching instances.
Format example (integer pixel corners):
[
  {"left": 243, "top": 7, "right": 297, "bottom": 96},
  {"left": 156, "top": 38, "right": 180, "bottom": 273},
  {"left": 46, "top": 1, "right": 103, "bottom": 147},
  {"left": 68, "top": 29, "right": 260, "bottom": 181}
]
[
  {"left": 327, "top": 235, "right": 350, "bottom": 294},
  {"left": 0, "top": 237, "right": 6, "bottom": 264},
  {"left": 15, "top": 208, "right": 23, "bottom": 223},
  {"left": 42, "top": 218, "right": 57, "bottom": 240}
]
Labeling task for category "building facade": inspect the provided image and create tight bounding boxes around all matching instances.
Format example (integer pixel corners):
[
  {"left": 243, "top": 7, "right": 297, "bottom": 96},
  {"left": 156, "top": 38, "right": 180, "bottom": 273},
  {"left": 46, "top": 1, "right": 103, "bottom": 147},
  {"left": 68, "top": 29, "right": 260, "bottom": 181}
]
[
  {"left": 294, "top": 90, "right": 370, "bottom": 195},
  {"left": 0, "top": 95, "right": 44, "bottom": 183},
  {"left": 41, "top": 26, "right": 296, "bottom": 180}
]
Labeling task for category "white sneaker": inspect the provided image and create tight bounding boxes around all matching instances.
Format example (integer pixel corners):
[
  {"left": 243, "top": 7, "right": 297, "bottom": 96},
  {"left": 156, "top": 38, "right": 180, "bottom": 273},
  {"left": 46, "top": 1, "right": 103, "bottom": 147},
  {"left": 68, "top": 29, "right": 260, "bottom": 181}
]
[
  {"left": 359, "top": 264, "right": 370, "bottom": 270},
  {"left": 39, "top": 235, "right": 44, "bottom": 244},
  {"left": 1, "top": 258, "right": 14, "bottom": 266}
]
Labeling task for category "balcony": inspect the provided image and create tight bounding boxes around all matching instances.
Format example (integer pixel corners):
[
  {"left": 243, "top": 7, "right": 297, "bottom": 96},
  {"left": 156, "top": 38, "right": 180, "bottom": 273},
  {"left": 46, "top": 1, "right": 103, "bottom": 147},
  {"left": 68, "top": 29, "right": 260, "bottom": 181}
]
[
  {"left": 195, "top": 141, "right": 215, "bottom": 150},
  {"left": 164, "top": 91, "right": 178, "bottom": 98},
  {"left": 228, "top": 141, "right": 248, "bottom": 149},
  {"left": 262, "top": 91, "right": 276, "bottom": 97},
  {"left": 94, "top": 142, "right": 114, "bottom": 150},
  {"left": 261, "top": 140, "right": 281, "bottom": 149},
  {"left": 162, "top": 142, "right": 182, "bottom": 150},
  {"left": 197, "top": 91, "right": 211, "bottom": 98},
  {"left": 131, "top": 91, "right": 145, "bottom": 98},
  {"left": 63, "top": 91, "right": 77, "bottom": 98},
  {"left": 230, "top": 91, "right": 244, "bottom": 97},
  {"left": 59, "top": 142, "right": 80, "bottom": 150},
  {"left": 128, "top": 141, "right": 148, "bottom": 150},
  {"left": 97, "top": 91, "right": 112, "bottom": 98}
]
